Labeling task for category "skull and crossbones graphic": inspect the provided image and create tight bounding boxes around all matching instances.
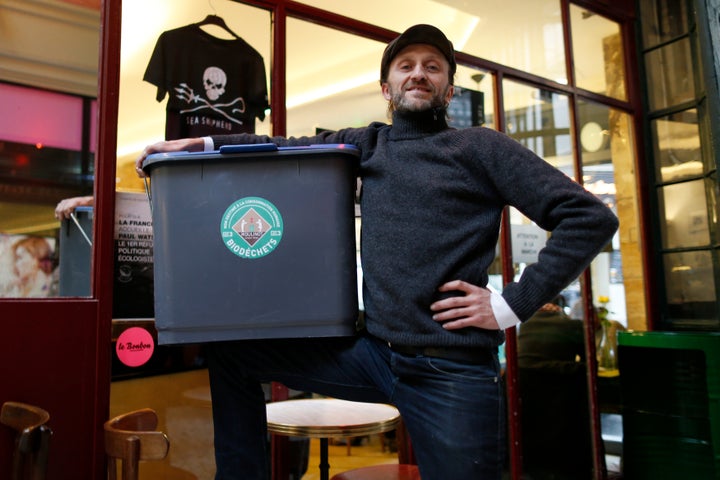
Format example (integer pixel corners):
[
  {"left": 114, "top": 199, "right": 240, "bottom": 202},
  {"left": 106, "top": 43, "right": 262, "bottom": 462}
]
[
  {"left": 174, "top": 66, "right": 246, "bottom": 124},
  {"left": 203, "top": 67, "right": 226, "bottom": 100}
]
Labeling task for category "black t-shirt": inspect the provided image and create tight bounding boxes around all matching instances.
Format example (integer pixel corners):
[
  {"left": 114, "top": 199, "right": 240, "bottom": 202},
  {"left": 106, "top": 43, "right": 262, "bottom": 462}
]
[{"left": 144, "top": 24, "right": 269, "bottom": 139}]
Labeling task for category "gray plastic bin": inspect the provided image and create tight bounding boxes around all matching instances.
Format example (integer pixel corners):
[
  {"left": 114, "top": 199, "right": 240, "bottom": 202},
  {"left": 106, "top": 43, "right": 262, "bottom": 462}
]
[
  {"left": 58, "top": 206, "right": 93, "bottom": 296},
  {"left": 142, "top": 144, "right": 360, "bottom": 344}
]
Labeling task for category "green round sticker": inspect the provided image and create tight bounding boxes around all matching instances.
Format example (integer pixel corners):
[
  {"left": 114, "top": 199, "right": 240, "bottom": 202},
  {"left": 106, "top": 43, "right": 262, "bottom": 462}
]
[{"left": 220, "top": 197, "right": 283, "bottom": 259}]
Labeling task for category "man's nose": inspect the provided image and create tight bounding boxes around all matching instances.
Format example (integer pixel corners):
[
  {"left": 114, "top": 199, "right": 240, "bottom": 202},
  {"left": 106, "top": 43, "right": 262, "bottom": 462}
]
[{"left": 410, "top": 65, "right": 427, "bottom": 80}]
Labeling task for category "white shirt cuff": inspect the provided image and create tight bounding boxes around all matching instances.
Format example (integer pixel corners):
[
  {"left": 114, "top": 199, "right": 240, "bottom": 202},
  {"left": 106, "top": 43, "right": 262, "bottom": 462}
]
[
  {"left": 203, "top": 136, "right": 214, "bottom": 151},
  {"left": 488, "top": 287, "right": 520, "bottom": 329}
]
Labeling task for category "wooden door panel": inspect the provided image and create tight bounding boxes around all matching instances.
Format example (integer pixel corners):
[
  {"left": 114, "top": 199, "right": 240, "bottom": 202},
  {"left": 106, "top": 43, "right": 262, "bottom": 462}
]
[{"left": 0, "top": 299, "right": 110, "bottom": 480}]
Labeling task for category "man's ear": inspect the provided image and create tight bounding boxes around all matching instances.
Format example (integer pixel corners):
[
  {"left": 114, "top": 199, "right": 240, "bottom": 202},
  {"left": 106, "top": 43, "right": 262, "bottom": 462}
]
[
  {"left": 444, "top": 84, "right": 455, "bottom": 107},
  {"left": 381, "top": 82, "right": 391, "bottom": 101}
]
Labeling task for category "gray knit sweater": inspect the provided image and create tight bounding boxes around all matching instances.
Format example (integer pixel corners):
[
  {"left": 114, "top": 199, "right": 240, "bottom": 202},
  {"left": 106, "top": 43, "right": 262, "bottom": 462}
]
[{"left": 212, "top": 107, "right": 618, "bottom": 350}]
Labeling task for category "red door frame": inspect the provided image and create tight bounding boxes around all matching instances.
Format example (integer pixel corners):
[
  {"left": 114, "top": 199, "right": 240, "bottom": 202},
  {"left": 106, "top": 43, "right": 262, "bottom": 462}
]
[{"left": 0, "top": 2, "right": 119, "bottom": 479}]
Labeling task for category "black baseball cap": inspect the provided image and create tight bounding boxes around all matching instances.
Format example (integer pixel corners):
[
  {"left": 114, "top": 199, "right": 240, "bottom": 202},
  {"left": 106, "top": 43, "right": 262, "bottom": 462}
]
[{"left": 380, "top": 24, "right": 456, "bottom": 84}]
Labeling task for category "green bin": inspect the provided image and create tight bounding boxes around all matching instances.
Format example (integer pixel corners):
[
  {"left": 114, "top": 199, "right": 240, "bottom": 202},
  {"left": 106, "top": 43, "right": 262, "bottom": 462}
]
[{"left": 618, "top": 331, "right": 720, "bottom": 479}]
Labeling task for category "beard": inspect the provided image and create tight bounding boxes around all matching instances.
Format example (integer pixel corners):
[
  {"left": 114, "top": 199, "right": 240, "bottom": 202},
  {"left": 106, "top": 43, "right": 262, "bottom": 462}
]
[{"left": 388, "top": 81, "right": 451, "bottom": 113}]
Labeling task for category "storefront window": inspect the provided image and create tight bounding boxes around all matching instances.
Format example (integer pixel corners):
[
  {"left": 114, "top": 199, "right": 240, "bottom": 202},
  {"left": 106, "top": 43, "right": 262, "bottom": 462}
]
[
  {"left": 299, "top": 0, "right": 566, "bottom": 84},
  {"left": 0, "top": 83, "right": 94, "bottom": 299},
  {"left": 570, "top": 4, "right": 627, "bottom": 101}
]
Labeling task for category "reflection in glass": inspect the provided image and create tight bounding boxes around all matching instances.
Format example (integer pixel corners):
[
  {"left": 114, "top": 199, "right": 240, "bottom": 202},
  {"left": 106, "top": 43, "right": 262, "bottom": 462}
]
[
  {"left": 454, "top": 66, "right": 496, "bottom": 129},
  {"left": 658, "top": 180, "right": 711, "bottom": 249},
  {"left": 449, "top": 68, "right": 492, "bottom": 129},
  {"left": 502, "top": 81, "right": 572, "bottom": 173},
  {"left": 578, "top": 101, "right": 630, "bottom": 326},
  {"left": 570, "top": 5, "right": 626, "bottom": 100},
  {"left": 652, "top": 109, "right": 703, "bottom": 182},
  {"left": 645, "top": 38, "right": 695, "bottom": 111},
  {"left": 639, "top": 0, "right": 689, "bottom": 48},
  {"left": 0, "top": 85, "right": 93, "bottom": 299},
  {"left": 663, "top": 250, "right": 717, "bottom": 320},
  {"left": 0, "top": 235, "right": 58, "bottom": 298}
]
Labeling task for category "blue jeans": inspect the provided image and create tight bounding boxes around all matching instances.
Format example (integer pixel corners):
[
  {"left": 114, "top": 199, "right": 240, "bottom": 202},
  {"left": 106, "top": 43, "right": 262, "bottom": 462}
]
[{"left": 207, "top": 333, "right": 506, "bottom": 480}]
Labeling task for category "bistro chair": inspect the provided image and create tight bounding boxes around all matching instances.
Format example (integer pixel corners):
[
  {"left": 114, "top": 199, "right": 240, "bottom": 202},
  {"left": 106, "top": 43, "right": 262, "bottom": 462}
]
[
  {"left": 331, "top": 420, "right": 420, "bottom": 480},
  {"left": 104, "top": 408, "right": 169, "bottom": 480},
  {"left": 0, "top": 401, "right": 52, "bottom": 480}
]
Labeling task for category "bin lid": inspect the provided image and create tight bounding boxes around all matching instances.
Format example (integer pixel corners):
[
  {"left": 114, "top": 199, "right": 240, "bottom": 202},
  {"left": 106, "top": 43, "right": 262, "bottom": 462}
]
[{"left": 142, "top": 143, "right": 359, "bottom": 174}]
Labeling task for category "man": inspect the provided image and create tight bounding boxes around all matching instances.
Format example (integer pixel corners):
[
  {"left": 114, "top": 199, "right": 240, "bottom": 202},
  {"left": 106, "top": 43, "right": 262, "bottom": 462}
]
[{"left": 136, "top": 24, "right": 618, "bottom": 480}]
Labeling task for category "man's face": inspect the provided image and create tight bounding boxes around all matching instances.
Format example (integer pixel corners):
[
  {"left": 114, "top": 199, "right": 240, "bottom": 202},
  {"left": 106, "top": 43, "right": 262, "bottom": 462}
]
[{"left": 382, "top": 44, "right": 454, "bottom": 113}]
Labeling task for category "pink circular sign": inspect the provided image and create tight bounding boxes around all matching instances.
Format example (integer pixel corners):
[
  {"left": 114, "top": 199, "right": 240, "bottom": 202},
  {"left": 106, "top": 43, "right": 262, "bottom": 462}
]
[{"left": 116, "top": 327, "right": 155, "bottom": 367}]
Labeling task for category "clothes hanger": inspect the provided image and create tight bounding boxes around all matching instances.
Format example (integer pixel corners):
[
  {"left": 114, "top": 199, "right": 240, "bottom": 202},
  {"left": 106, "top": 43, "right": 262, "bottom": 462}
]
[
  {"left": 196, "top": 14, "right": 240, "bottom": 39},
  {"left": 197, "top": 0, "right": 240, "bottom": 39}
]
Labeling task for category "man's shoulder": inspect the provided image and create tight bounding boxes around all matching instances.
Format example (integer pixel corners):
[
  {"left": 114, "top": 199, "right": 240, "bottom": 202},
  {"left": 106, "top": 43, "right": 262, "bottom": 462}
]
[{"left": 452, "top": 125, "right": 511, "bottom": 140}]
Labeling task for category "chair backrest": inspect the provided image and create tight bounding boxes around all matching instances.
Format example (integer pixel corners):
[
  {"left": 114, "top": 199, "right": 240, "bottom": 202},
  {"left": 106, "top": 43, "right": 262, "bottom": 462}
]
[
  {"left": 104, "top": 408, "right": 169, "bottom": 480},
  {"left": 330, "top": 464, "right": 421, "bottom": 480},
  {"left": 0, "top": 401, "right": 53, "bottom": 480}
]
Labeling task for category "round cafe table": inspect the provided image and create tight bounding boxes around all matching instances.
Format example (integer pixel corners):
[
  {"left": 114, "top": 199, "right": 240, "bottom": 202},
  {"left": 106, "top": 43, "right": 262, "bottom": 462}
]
[{"left": 265, "top": 398, "right": 401, "bottom": 480}]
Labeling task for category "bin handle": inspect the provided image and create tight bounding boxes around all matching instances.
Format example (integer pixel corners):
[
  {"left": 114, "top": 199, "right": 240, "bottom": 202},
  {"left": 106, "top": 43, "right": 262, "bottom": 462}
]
[
  {"left": 144, "top": 177, "right": 153, "bottom": 215},
  {"left": 70, "top": 212, "right": 93, "bottom": 247}
]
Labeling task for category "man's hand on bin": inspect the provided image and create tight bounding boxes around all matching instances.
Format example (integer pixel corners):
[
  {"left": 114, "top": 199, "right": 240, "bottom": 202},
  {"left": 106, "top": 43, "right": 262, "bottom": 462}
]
[{"left": 135, "top": 137, "right": 205, "bottom": 177}]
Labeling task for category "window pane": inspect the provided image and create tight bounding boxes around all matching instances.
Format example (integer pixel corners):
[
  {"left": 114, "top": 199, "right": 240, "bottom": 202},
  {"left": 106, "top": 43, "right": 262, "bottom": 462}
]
[
  {"left": 286, "top": 20, "right": 387, "bottom": 136},
  {"left": 658, "top": 179, "right": 710, "bottom": 249},
  {"left": 578, "top": 102, "right": 637, "bottom": 327},
  {"left": 664, "top": 250, "right": 717, "bottom": 321},
  {"left": 0, "top": 84, "right": 93, "bottom": 299},
  {"left": 645, "top": 38, "right": 696, "bottom": 111},
  {"left": 502, "top": 81, "right": 579, "bottom": 311},
  {"left": 570, "top": 5, "right": 626, "bottom": 100},
  {"left": 452, "top": 67, "right": 494, "bottom": 129},
  {"left": 502, "top": 81, "right": 572, "bottom": 172},
  {"left": 652, "top": 109, "right": 703, "bottom": 182},
  {"left": 117, "top": 0, "right": 272, "bottom": 167},
  {"left": 639, "top": 0, "right": 689, "bottom": 48},
  {"left": 299, "top": 0, "right": 567, "bottom": 83}
]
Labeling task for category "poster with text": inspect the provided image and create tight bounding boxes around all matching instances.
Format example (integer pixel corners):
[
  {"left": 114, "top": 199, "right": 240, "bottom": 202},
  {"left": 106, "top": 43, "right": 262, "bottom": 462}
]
[{"left": 114, "top": 191, "right": 154, "bottom": 318}]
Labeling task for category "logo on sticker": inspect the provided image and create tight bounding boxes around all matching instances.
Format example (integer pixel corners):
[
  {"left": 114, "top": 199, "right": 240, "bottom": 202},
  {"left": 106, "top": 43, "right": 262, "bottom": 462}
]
[
  {"left": 116, "top": 327, "right": 154, "bottom": 367},
  {"left": 221, "top": 197, "right": 283, "bottom": 259}
]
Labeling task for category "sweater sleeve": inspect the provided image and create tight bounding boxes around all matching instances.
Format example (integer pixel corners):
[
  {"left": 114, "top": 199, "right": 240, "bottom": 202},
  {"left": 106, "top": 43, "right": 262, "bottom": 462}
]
[
  {"left": 478, "top": 130, "right": 619, "bottom": 321},
  {"left": 209, "top": 124, "right": 379, "bottom": 150}
]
